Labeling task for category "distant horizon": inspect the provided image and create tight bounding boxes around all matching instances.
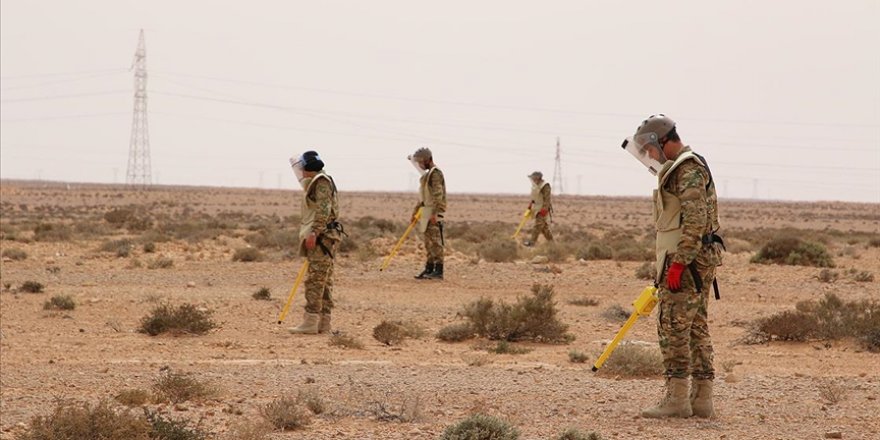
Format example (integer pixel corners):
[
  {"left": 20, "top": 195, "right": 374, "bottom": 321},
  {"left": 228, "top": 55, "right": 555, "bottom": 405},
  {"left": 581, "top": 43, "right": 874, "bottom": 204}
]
[{"left": 3, "top": 177, "right": 877, "bottom": 206}]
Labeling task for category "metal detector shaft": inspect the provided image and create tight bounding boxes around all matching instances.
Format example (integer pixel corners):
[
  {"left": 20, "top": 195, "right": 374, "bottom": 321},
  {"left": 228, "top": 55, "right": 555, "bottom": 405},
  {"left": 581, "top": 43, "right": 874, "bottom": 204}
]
[
  {"left": 379, "top": 207, "right": 422, "bottom": 271},
  {"left": 277, "top": 260, "right": 310, "bottom": 324}
]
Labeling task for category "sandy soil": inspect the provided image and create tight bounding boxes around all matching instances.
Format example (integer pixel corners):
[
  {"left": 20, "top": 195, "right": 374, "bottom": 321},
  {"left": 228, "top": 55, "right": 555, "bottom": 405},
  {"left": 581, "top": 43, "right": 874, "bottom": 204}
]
[{"left": 1, "top": 181, "right": 879, "bottom": 439}]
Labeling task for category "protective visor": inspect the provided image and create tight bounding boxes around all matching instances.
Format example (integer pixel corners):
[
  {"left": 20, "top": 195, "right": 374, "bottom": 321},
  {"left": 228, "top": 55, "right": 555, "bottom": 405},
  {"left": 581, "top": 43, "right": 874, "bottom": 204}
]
[
  {"left": 289, "top": 155, "right": 305, "bottom": 181},
  {"left": 407, "top": 154, "right": 428, "bottom": 176},
  {"left": 621, "top": 134, "right": 666, "bottom": 176}
]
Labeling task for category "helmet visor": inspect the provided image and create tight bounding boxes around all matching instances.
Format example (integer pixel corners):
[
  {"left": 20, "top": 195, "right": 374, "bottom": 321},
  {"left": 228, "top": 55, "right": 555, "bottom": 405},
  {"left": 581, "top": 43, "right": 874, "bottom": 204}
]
[
  {"left": 289, "top": 155, "right": 305, "bottom": 182},
  {"left": 407, "top": 155, "right": 428, "bottom": 176},
  {"left": 622, "top": 135, "right": 666, "bottom": 176}
]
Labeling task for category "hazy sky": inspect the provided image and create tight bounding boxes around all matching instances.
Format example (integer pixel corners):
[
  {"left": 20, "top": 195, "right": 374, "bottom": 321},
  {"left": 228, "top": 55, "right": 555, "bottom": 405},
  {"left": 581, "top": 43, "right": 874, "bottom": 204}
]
[{"left": 1, "top": 1, "right": 878, "bottom": 202}]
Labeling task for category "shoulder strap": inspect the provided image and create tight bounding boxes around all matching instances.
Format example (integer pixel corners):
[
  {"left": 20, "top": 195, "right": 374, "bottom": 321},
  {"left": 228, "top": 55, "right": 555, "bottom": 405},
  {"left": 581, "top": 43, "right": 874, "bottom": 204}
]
[{"left": 691, "top": 152, "right": 714, "bottom": 190}]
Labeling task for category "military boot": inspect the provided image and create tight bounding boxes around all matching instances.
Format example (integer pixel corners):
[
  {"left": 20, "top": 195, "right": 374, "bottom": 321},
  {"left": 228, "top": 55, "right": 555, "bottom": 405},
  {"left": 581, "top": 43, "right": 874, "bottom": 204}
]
[
  {"left": 289, "top": 312, "right": 320, "bottom": 335},
  {"left": 690, "top": 379, "right": 714, "bottom": 418},
  {"left": 425, "top": 263, "right": 444, "bottom": 280},
  {"left": 318, "top": 314, "right": 331, "bottom": 334},
  {"left": 415, "top": 263, "right": 434, "bottom": 279},
  {"left": 641, "top": 378, "right": 693, "bottom": 418}
]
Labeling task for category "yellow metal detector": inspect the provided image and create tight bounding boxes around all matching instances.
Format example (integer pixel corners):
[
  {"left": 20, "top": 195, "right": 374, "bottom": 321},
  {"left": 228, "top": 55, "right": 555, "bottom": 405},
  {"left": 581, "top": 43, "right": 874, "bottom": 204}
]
[
  {"left": 592, "top": 285, "right": 658, "bottom": 371},
  {"left": 511, "top": 208, "right": 532, "bottom": 240},
  {"left": 379, "top": 207, "right": 422, "bottom": 272},
  {"left": 277, "top": 260, "right": 310, "bottom": 324}
]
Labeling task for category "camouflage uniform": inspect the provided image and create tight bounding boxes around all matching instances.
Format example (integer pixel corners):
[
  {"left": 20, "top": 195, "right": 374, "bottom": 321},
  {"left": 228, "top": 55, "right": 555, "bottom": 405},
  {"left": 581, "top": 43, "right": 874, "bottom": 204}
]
[
  {"left": 529, "top": 181, "right": 553, "bottom": 243},
  {"left": 414, "top": 167, "right": 447, "bottom": 265},
  {"left": 654, "top": 146, "right": 721, "bottom": 380},
  {"left": 299, "top": 172, "right": 340, "bottom": 315}
]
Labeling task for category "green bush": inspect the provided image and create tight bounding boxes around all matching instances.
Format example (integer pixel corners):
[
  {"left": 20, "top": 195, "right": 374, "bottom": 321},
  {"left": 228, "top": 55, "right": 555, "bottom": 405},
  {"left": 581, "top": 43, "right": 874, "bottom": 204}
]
[
  {"left": 2, "top": 247, "right": 28, "bottom": 261},
  {"left": 145, "top": 411, "right": 208, "bottom": 440},
  {"left": 554, "top": 429, "right": 603, "bottom": 440},
  {"left": 440, "top": 414, "right": 519, "bottom": 440},
  {"left": 437, "top": 323, "right": 476, "bottom": 342},
  {"left": 460, "top": 284, "right": 571, "bottom": 343},
  {"left": 751, "top": 237, "right": 834, "bottom": 267},
  {"left": 21, "top": 281, "right": 44, "bottom": 293},
  {"left": 139, "top": 304, "right": 216, "bottom": 336},
  {"left": 152, "top": 372, "right": 215, "bottom": 404},
  {"left": 43, "top": 295, "right": 75, "bottom": 311}
]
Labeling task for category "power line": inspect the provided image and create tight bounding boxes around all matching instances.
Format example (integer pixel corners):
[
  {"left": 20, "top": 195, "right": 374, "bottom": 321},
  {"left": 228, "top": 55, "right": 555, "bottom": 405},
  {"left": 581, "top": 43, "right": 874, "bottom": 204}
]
[
  {"left": 0, "top": 70, "right": 127, "bottom": 91},
  {"left": 0, "top": 90, "right": 128, "bottom": 103},
  {"left": 0, "top": 68, "right": 127, "bottom": 80}
]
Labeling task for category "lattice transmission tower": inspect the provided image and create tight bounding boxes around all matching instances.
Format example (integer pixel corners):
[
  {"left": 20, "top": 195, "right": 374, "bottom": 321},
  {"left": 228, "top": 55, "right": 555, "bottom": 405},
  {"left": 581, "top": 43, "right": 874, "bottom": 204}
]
[
  {"left": 126, "top": 29, "right": 151, "bottom": 186},
  {"left": 552, "top": 137, "right": 564, "bottom": 194}
]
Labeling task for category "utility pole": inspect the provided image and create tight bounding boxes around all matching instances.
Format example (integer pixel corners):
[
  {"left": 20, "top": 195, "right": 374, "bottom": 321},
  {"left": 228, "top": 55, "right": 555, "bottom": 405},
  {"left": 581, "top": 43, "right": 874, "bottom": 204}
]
[
  {"left": 126, "top": 29, "right": 152, "bottom": 187},
  {"left": 552, "top": 137, "right": 564, "bottom": 195}
]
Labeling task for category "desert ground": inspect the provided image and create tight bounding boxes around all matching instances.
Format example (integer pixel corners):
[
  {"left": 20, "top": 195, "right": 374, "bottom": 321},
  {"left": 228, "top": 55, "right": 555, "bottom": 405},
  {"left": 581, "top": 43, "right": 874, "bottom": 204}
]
[{"left": 1, "top": 180, "right": 878, "bottom": 440}]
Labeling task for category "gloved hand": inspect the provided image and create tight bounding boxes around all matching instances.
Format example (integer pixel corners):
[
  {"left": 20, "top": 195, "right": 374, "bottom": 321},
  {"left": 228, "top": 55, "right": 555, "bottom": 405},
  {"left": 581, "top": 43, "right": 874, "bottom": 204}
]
[
  {"left": 305, "top": 232, "right": 318, "bottom": 250},
  {"left": 528, "top": 202, "right": 534, "bottom": 210},
  {"left": 538, "top": 208, "right": 549, "bottom": 217},
  {"left": 666, "top": 262, "right": 686, "bottom": 292}
]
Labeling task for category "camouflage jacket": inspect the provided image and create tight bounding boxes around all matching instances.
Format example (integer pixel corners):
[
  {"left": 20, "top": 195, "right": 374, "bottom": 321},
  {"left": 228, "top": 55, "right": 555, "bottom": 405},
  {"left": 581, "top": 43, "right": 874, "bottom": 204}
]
[
  {"left": 414, "top": 167, "right": 447, "bottom": 215},
  {"left": 305, "top": 173, "right": 338, "bottom": 236},
  {"left": 663, "top": 147, "right": 720, "bottom": 266}
]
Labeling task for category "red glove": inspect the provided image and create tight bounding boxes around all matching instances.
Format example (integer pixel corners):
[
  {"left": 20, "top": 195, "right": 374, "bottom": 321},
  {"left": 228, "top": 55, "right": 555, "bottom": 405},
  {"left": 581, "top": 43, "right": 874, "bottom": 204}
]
[
  {"left": 305, "top": 232, "right": 318, "bottom": 250},
  {"left": 538, "top": 208, "right": 549, "bottom": 217},
  {"left": 666, "top": 262, "right": 686, "bottom": 292}
]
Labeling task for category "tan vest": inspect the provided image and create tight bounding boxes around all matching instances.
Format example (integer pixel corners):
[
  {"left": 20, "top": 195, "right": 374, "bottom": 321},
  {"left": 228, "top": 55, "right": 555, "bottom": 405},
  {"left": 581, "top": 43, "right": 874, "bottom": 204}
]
[
  {"left": 299, "top": 172, "right": 339, "bottom": 242},
  {"left": 653, "top": 150, "right": 719, "bottom": 279},
  {"left": 530, "top": 181, "right": 549, "bottom": 212},
  {"left": 417, "top": 167, "right": 438, "bottom": 233}
]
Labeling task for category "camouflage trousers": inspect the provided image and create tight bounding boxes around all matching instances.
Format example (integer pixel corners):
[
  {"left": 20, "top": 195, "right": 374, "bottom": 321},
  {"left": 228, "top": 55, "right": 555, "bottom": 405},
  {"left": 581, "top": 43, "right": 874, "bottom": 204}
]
[
  {"left": 657, "top": 260, "right": 715, "bottom": 380},
  {"left": 423, "top": 221, "right": 444, "bottom": 264},
  {"left": 529, "top": 215, "right": 553, "bottom": 243},
  {"left": 303, "top": 239, "right": 336, "bottom": 314}
]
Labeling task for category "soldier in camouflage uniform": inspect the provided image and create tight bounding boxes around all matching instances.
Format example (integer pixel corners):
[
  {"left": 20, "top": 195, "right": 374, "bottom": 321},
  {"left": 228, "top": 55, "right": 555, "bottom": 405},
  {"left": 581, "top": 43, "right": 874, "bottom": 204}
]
[
  {"left": 408, "top": 147, "right": 446, "bottom": 280},
  {"left": 288, "top": 151, "right": 342, "bottom": 335},
  {"left": 524, "top": 171, "right": 553, "bottom": 246},
  {"left": 622, "top": 115, "right": 723, "bottom": 418}
]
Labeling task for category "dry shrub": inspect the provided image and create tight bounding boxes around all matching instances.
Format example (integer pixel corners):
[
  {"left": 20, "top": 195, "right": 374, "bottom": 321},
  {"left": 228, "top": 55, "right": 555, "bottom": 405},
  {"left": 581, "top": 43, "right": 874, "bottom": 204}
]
[
  {"left": 555, "top": 429, "right": 603, "bottom": 440},
  {"left": 817, "top": 269, "right": 838, "bottom": 283},
  {"left": 462, "top": 353, "right": 493, "bottom": 367},
  {"left": 2, "top": 247, "right": 27, "bottom": 260},
  {"left": 21, "top": 281, "right": 45, "bottom": 293},
  {"left": 43, "top": 295, "right": 75, "bottom": 311},
  {"left": 145, "top": 411, "right": 207, "bottom": 440},
  {"left": 232, "top": 247, "right": 264, "bottom": 262},
  {"left": 252, "top": 287, "right": 271, "bottom": 301},
  {"left": 853, "top": 271, "right": 874, "bottom": 282},
  {"left": 596, "top": 343, "right": 663, "bottom": 377},
  {"left": 568, "top": 350, "right": 589, "bottom": 364},
  {"left": 818, "top": 381, "right": 849, "bottom": 405},
  {"left": 223, "top": 420, "right": 272, "bottom": 440},
  {"left": 601, "top": 305, "right": 630, "bottom": 322},
  {"left": 479, "top": 237, "right": 519, "bottom": 263},
  {"left": 15, "top": 401, "right": 150, "bottom": 440},
  {"left": 260, "top": 396, "right": 311, "bottom": 431},
  {"left": 114, "top": 388, "right": 152, "bottom": 407},
  {"left": 745, "top": 293, "right": 880, "bottom": 351},
  {"left": 329, "top": 332, "right": 365, "bottom": 349},
  {"left": 298, "top": 389, "right": 326, "bottom": 415},
  {"left": 538, "top": 241, "right": 572, "bottom": 263},
  {"left": 635, "top": 262, "right": 656, "bottom": 280},
  {"left": 440, "top": 414, "right": 520, "bottom": 440},
  {"left": 142, "top": 242, "right": 156, "bottom": 253},
  {"left": 460, "top": 284, "right": 572, "bottom": 343},
  {"left": 576, "top": 243, "right": 612, "bottom": 261},
  {"left": 244, "top": 228, "right": 299, "bottom": 250},
  {"left": 487, "top": 341, "right": 531, "bottom": 355},
  {"left": 152, "top": 372, "right": 215, "bottom": 404},
  {"left": 147, "top": 256, "right": 173, "bottom": 269},
  {"left": 139, "top": 304, "right": 216, "bottom": 336},
  {"left": 868, "top": 237, "right": 880, "bottom": 248},
  {"left": 103, "top": 208, "right": 133, "bottom": 225},
  {"left": 437, "top": 323, "right": 476, "bottom": 342},
  {"left": 372, "top": 320, "right": 424, "bottom": 345},
  {"left": 724, "top": 237, "right": 753, "bottom": 254},
  {"left": 568, "top": 297, "right": 599, "bottom": 307},
  {"left": 100, "top": 239, "right": 133, "bottom": 258},
  {"left": 33, "top": 223, "right": 72, "bottom": 242},
  {"left": 751, "top": 237, "right": 834, "bottom": 267}
]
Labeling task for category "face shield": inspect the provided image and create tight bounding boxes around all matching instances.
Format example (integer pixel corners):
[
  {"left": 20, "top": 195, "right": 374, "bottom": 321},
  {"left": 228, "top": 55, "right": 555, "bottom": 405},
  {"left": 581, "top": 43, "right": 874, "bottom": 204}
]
[
  {"left": 408, "top": 154, "right": 428, "bottom": 176},
  {"left": 622, "top": 134, "right": 667, "bottom": 176},
  {"left": 289, "top": 155, "right": 306, "bottom": 182}
]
